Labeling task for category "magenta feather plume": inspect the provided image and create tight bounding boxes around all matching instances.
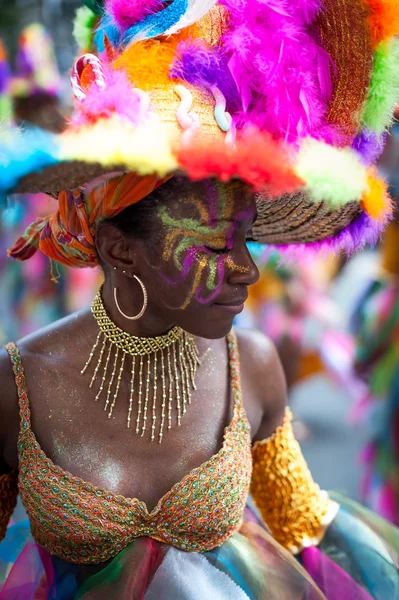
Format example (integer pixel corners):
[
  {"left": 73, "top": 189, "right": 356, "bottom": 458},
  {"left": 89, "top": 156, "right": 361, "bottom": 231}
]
[
  {"left": 105, "top": 0, "right": 163, "bottom": 32},
  {"left": 219, "top": 0, "right": 334, "bottom": 142}
]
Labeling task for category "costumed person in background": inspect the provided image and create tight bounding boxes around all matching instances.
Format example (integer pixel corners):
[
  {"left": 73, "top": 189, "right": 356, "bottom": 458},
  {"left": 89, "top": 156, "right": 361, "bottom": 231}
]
[
  {"left": 351, "top": 111, "right": 399, "bottom": 526},
  {"left": 10, "top": 23, "right": 65, "bottom": 133},
  {"left": 0, "top": 1, "right": 398, "bottom": 598},
  {"left": 0, "top": 25, "right": 99, "bottom": 343},
  {"left": 237, "top": 249, "right": 340, "bottom": 392}
]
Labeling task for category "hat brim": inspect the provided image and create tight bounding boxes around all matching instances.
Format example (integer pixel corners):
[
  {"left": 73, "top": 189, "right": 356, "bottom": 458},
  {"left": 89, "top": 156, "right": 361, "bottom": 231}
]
[
  {"left": 250, "top": 193, "right": 363, "bottom": 246},
  {"left": 14, "top": 160, "right": 125, "bottom": 197},
  {"left": 13, "top": 158, "right": 371, "bottom": 249}
]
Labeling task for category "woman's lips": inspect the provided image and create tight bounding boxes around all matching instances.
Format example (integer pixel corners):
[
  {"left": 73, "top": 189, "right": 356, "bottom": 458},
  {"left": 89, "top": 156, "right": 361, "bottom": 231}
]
[{"left": 213, "top": 299, "right": 246, "bottom": 315}]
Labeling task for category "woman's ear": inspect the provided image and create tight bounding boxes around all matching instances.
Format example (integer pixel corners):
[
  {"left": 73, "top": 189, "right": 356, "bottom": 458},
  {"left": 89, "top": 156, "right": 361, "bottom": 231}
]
[{"left": 96, "top": 221, "right": 139, "bottom": 272}]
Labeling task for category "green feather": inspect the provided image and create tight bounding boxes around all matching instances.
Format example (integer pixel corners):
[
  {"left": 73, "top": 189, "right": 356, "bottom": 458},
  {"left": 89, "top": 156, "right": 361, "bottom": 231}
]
[
  {"left": 362, "top": 39, "right": 399, "bottom": 134},
  {"left": 73, "top": 6, "right": 97, "bottom": 50}
]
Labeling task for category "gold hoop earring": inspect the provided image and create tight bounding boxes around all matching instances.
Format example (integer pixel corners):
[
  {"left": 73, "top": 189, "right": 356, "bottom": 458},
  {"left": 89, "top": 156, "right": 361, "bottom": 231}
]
[{"left": 114, "top": 275, "right": 148, "bottom": 320}]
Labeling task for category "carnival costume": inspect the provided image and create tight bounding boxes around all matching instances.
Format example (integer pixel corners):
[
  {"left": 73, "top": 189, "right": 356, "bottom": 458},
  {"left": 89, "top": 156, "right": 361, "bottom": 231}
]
[{"left": 0, "top": 0, "right": 399, "bottom": 597}]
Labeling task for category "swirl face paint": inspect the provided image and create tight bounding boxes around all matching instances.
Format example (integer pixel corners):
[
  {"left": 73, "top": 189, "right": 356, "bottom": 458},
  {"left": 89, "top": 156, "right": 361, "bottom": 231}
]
[{"left": 158, "top": 180, "right": 252, "bottom": 309}]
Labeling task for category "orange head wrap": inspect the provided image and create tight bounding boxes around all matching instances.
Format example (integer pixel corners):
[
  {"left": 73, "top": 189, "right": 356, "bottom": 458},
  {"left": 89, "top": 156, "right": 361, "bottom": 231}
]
[{"left": 8, "top": 172, "right": 162, "bottom": 269}]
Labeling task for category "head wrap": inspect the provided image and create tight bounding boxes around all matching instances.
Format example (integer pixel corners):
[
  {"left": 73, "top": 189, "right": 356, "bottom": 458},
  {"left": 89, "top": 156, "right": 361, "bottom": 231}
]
[{"left": 8, "top": 172, "right": 162, "bottom": 268}]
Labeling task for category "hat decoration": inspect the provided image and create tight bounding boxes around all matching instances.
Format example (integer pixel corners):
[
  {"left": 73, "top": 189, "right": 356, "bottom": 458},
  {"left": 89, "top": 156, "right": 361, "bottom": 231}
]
[{"left": 1, "top": 0, "right": 399, "bottom": 263}]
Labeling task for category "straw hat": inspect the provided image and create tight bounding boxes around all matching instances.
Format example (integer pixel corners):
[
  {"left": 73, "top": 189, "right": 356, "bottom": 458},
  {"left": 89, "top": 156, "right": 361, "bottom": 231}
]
[{"left": 1, "top": 0, "right": 399, "bottom": 253}]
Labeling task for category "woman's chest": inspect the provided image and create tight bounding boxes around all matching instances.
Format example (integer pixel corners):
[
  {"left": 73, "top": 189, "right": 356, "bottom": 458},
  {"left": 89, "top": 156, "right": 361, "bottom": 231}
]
[{"left": 24, "top": 350, "right": 248, "bottom": 512}]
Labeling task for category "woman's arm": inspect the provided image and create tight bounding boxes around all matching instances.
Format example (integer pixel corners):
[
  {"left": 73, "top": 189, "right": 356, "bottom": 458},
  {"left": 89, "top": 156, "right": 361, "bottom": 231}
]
[
  {"left": 236, "top": 327, "right": 338, "bottom": 555},
  {"left": 0, "top": 348, "right": 21, "bottom": 540}
]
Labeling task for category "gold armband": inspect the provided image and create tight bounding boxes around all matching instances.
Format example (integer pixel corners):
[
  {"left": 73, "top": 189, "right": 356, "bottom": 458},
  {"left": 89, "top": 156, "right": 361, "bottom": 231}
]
[
  {"left": 0, "top": 470, "right": 18, "bottom": 541},
  {"left": 251, "top": 409, "right": 339, "bottom": 554}
]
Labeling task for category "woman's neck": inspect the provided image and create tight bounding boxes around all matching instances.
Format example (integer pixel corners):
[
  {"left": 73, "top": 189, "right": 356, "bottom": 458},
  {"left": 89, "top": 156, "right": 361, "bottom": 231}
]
[{"left": 101, "top": 279, "right": 176, "bottom": 338}]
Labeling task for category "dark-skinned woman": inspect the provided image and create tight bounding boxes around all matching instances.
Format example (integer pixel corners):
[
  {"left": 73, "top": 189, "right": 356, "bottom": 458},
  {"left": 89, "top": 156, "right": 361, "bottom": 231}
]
[{"left": 0, "top": 1, "right": 398, "bottom": 597}]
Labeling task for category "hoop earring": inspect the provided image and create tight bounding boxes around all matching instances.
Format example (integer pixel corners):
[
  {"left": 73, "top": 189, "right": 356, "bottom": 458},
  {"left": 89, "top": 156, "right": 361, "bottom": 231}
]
[{"left": 114, "top": 275, "right": 148, "bottom": 320}]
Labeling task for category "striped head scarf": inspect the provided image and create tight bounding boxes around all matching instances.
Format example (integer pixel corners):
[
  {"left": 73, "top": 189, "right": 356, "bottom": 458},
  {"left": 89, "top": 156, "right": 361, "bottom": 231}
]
[{"left": 8, "top": 172, "right": 162, "bottom": 269}]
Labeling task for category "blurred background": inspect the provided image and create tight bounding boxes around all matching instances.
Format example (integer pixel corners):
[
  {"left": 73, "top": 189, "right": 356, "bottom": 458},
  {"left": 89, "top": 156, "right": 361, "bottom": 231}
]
[{"left": 0, "top": 0, "right": 398, "bottom": 527}]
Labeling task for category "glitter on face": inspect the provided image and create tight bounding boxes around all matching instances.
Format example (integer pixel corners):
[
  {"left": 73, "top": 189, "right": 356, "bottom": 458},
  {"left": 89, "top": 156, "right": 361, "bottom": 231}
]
[{"left": 158, "top": 181, "right": 251, "bottom": 309}]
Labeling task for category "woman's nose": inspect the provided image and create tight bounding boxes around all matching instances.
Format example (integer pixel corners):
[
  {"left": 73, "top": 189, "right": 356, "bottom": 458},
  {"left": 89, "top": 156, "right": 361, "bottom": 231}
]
[{"left": 227, "top": 246, "right": 260, "bottom": 286}]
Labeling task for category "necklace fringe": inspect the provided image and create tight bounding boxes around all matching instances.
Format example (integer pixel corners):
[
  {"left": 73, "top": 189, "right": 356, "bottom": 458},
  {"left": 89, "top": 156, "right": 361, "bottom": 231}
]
[{"left": 82, "top": 290, "right": 201, "bottom": 443}]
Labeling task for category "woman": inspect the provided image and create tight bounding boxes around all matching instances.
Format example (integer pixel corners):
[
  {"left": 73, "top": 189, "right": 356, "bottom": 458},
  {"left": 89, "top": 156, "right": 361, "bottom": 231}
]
[{"left": 0, "top": 0, "right": 398, "bottom": 597}]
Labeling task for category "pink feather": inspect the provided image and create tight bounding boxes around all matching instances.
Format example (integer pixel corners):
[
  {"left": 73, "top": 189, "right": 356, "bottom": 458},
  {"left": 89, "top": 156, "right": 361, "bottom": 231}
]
[
  {"left": 105, "top": 0, "right": 163, "bottom": 32},
  {"left": 220, "top": 0, "right": 335, "bottom": 143},
  {"left": 71, "top": 65, "right": 143, "bottom": 125}
]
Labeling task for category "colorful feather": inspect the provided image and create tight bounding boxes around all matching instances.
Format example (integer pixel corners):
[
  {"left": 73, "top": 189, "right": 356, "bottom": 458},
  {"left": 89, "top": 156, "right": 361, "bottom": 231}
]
[
  {"left": 113, "top": 30, "right": 193, "bottom": 90},
  {"left": 61, "top": 115, "right": 178, "bottom": 177},
  {"left": 295, "top": 139, "right": 369, "bottom": 206},
  {"left": 176, "top": 129, "right": 303, "bottom": 195},
  {"left": 104, "top": 0, "right": 163, "bottom": 32},
  {"left": 352, "top": 129, "right": 386, "bottom": 165},
  {"left": 171, "top": 40, "right": 240, "bottom": 111},
  {"left": 363, "top": 0, "right": 399, "bottom": 48},
  {"left": 219, "top": 0, "right": 333, "bottom": 142},
  {"left": 72, "top": 66, "right": 144, "bottom": 125},
  {"left": 361, "top": 39, "right": 399, "bottom": 135},
  {"left": 73, "top": 6, "right": 97, "bottom": 51},
  {"left": 361, "top": 168, "right": 392, "bottom": 222},
  {"left": 164, "top": 0, "right": 218, "bottom": 35},
  {"left": 96, "top": 0, "right": 190, "bottom": 48},
  {"left": 275, "top": 211, "right": 387, "bottom": 257}
]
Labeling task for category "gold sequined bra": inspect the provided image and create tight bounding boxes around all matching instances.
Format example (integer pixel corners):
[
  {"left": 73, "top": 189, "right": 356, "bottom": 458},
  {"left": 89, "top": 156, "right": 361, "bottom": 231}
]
[{"left": 5, "top": 331, "right": 253, "bottom": 565}]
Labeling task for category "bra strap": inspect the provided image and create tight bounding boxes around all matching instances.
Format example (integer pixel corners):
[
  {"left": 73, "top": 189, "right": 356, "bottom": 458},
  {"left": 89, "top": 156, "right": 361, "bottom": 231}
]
[
  {"left": 5, "top": 343, "right": 31, "bottom": 432},
  {"left": 227, "top": 329, "right": 242, "bottom": 411}
]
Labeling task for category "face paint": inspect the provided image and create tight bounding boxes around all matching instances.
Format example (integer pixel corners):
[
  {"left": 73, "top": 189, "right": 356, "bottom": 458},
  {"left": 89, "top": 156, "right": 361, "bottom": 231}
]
[{"left": 158, "top": 181, "right": 251, "bottom": 309}]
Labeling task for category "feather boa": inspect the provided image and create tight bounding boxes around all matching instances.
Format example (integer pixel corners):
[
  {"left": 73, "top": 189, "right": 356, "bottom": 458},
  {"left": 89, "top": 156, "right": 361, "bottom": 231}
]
[
  {"left": 164, "top": 0, "right": 218, "bottom": 35},
  {"left": 361, "top": 39, "right": 399, "bottom": 135},
  {"left": 176, "top": 129, "right": 303, "bottom": 195},
  {"left": 295, "top": 139, "right": 369, "bottom": 206},
  {"left": 96, "top": 0, "right": 189, "bottom": 48},
  {"left": 219, "top": 0, "right": 333, "bottom": 142},
  {"left": 363, "top": 0, "right": 399, "bottom": 48},
  {"left": 104, "top": 0, "right": 163, "bottom": 32},
  {"left": 71, "top": 66, "right": 144, "bottom": 125},
  {"left": 273, "top": 211, "right": 389, "bottom": 258},
  {"left": 73, "top": 6, "right": 97, "bottom": 51}
]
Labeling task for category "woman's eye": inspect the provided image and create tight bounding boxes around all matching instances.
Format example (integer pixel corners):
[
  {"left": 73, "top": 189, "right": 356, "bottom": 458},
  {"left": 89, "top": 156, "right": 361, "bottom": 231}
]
[{"left": 205, "top": 246, "right": 230, "bottom": 254}]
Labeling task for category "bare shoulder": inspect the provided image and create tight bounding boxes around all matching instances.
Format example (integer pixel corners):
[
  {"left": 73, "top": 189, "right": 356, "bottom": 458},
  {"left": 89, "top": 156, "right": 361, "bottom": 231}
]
[
  {"left": 16, "top": 309, "right": 90, "bottom": 357},
  {"left": 0, "top": 309, "right": 91, "bottom": 469},
  {"left": 234, "top": 327, "right": 287, "bottom": 441}
]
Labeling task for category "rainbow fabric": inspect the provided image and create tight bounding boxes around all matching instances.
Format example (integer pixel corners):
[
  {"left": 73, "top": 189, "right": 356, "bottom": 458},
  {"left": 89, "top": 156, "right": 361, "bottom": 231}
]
[{"left": 0, "top": 502, "right": 398, "bottom": 599}]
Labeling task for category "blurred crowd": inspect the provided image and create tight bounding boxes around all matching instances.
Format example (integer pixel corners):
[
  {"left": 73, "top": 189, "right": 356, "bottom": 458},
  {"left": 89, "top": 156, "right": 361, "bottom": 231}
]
[{"left": 0, "top": 3, "right": 398, "bottom": 528}]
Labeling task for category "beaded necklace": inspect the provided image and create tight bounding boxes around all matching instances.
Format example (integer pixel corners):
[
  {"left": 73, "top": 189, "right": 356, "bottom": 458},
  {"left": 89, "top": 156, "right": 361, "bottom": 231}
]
[{"left": 82, "top": 290, "right": 202, "bottom": 443}]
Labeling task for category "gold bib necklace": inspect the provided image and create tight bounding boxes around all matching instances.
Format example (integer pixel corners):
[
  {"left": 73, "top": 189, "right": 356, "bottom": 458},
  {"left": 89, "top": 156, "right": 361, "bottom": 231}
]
[{"left": 82, "top": 289, "right": 202, "bottom": 443}]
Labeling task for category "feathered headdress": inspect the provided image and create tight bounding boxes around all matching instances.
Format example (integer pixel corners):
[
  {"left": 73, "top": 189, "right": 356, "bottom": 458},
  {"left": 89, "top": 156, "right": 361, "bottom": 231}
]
[{"left": 2, "top": 0, "right": 399, "bottom": 262}]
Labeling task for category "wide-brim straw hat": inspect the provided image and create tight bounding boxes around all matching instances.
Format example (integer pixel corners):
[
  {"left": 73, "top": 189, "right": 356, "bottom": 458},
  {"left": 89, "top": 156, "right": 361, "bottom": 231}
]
[{"left": 1, "top": 0, "right": 399, "bottom": 254}]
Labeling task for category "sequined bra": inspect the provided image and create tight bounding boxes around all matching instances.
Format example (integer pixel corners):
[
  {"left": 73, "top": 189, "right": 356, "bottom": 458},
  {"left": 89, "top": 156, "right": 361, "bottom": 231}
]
[{"left": 5, "top": 331, "right": 252, "bottom": 565}]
